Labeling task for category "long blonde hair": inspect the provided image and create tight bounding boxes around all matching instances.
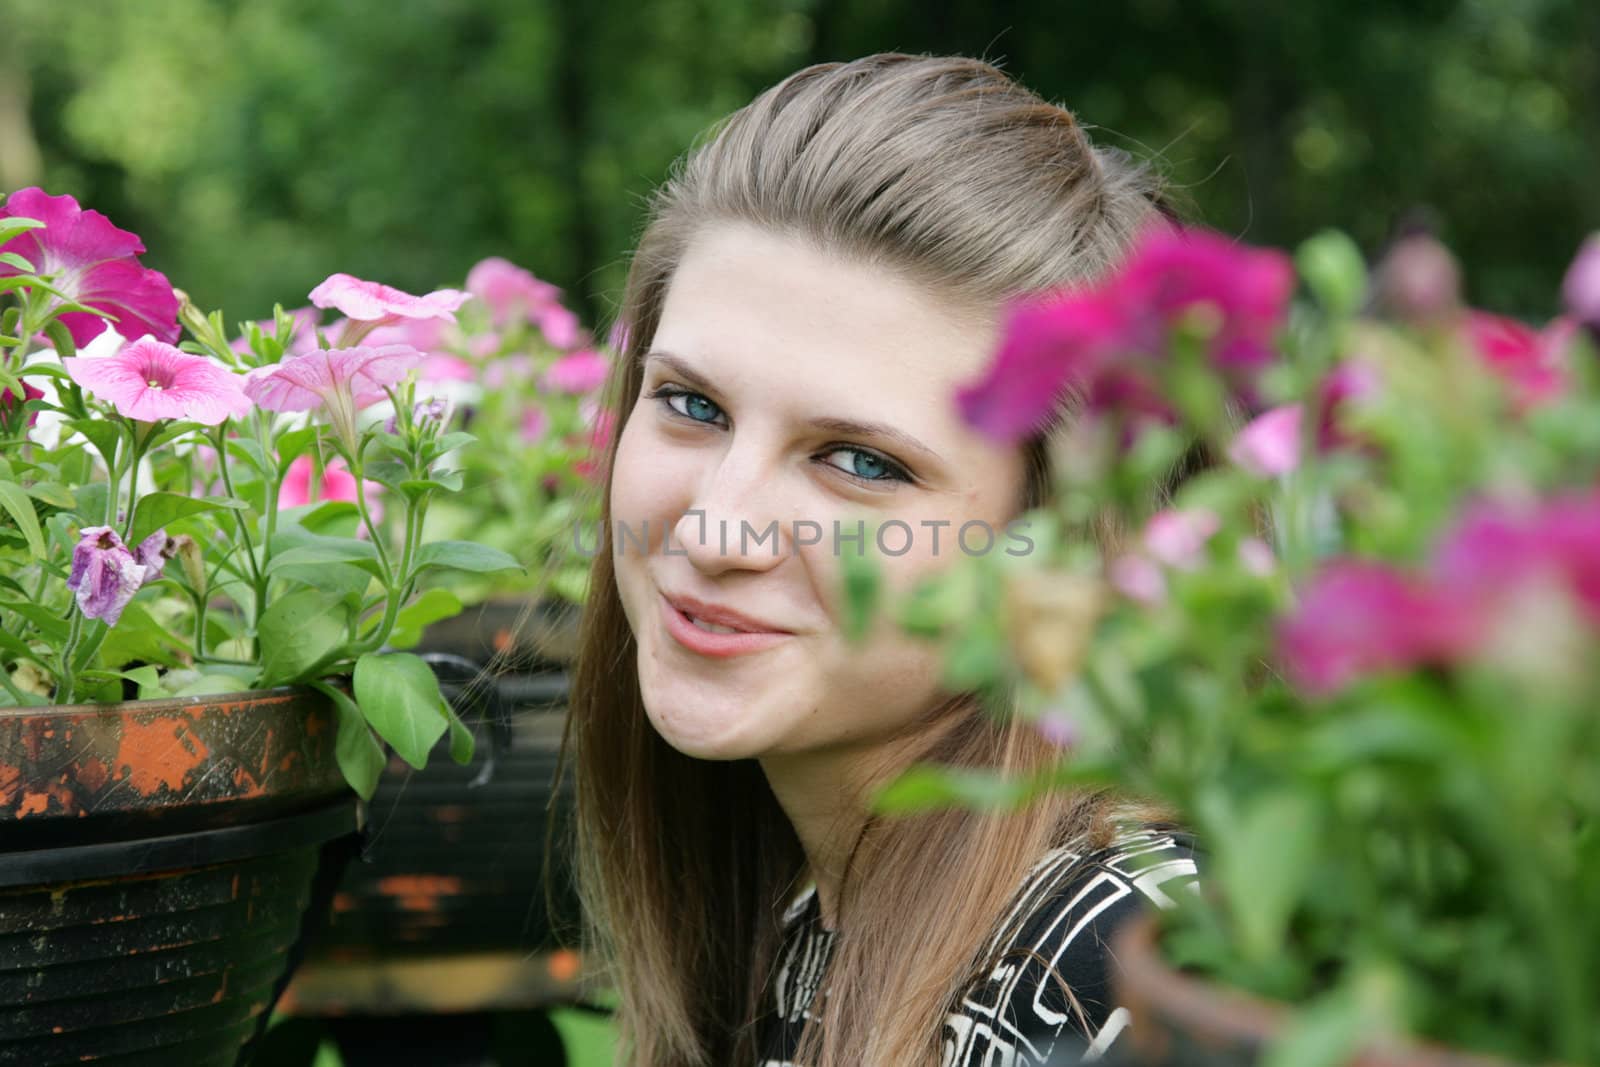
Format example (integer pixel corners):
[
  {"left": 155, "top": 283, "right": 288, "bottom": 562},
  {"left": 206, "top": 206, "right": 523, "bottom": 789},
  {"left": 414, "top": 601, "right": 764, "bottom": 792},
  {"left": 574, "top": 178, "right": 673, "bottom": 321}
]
[{"left": 556, "top": 53, "right": 1174, "bottom": 1067}]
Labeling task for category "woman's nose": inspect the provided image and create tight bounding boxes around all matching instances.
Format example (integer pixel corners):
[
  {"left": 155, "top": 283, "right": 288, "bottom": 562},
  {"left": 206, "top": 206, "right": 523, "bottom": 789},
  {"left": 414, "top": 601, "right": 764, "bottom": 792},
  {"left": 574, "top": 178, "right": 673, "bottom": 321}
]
[{"left": 671, "top": 441, "right": 793, "bottom": 572}]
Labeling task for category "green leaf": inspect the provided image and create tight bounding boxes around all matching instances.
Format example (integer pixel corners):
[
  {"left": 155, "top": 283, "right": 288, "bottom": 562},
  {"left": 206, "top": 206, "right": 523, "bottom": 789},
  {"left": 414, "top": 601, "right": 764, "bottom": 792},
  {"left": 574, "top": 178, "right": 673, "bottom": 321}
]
[
  {"left": 0, "top": 251, "right": 35, "bottom": 272},
  {"left": 311, "top": 681, "right": 387, "bottom": 801},
  {"left": 872, "top": 764, "right": 1026, "bottom": 814},
  {"left": 1215, "top": 790, "right": 1319, "bottom": 964},
  {"left": 387, "top": 588, "right": 463, "bottom": 650},
  {"left": 411, "top": 540, "right": 523, "bottom": 576},
  {"left": 129, "top": 491, "right": 248, "bottom": 545},
  {"left": 0, "top": 216, "right": 45, "bottom": 244},
  {"left": 169, "top": 673, "right": 254, "bottom": 698},
  {"left": 24, "top": 482, "right": 76, "bottom": 509},
  {"left": 256, "top": 588, "right": 350, "bottom": 686},
  {"left": 0, "top": 599, "right": 70, "bottom": 641},
  {"left": 1296, "top": 229, "right": 1368, "bottom": 319},
  {"left": 265, "top": 530, "right": 381, "bottom": 576},
  {"left": 273, "top": 426, "right": 320, "bottom": 472},
  {"left": 352, "top": 651, "right": 449, "bottom": 770},
  {"left": 839, "top": 545, "right": 880, "bottom": 643},
  {"left": 1261, "top": 989, "right": 1366, "bottom": 1067},
  {"left": 0, "top": 480, "right": 47, "bottom": 559},
  {"left": 43, "top": 319, "right": 77, "bottom": 362},
  {"left": 271, "top": 561, "right": 375, "bottom": 601},
  {"left": 444, "top": 700, "right": 475, "bottom": 765},
  {"left": 63, "top": 418, "right": 124, "bottom": 463}
]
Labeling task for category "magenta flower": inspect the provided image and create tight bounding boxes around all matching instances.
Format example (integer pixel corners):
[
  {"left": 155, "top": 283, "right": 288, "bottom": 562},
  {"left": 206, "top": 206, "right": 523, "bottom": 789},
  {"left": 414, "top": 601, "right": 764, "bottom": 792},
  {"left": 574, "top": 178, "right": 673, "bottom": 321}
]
[
  {"left": 542, "top": 349, "right": 608, "bottom": 394},
  {"left": 62, "top": 337, "right": 251, "bottom": 425},
  {"left": 539, "top": 304, "right": 581, "bottom": 350},
  {"left": 1277, "top": 560, "right": 1480, "bottom": 696},
  {"left": 1462, "top": 311, "right": 1568, "bottom": 412},
  {"left": 310, "top": 273, "right": 468, "bottom": 326},
  {"left": 0, "top": 381, "right": 45, "bottom": 430},
  {"left": 1432, "top": 492, "right": 1600, "bottom": 627},
  {"left": 1111, "top": 224, "right": 1297, "bottom": 375},
  {"left": 956, "top": 224, "right": 1295, "bottom": 444},
  {"left": 1562, "top": 234, "right": 1600, "bottom": 332},
  {"left": 244, "top": 344, "right": 422, "bottom": 451},
  {"left": 954, "top": 288, "right": 1131, "bottom": 441},
  {"left": 0, "top": 188, "right": 180, "bottom": 347},
  {"left": 67, "top": 526, "right": 148, "bottom": 625}
]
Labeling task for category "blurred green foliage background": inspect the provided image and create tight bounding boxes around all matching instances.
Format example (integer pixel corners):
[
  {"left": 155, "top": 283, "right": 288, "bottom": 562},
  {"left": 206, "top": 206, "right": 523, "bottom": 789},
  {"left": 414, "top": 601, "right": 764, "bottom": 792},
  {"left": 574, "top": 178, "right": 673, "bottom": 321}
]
[{"left": 3, "top": 0, "right": 1595, "bottom": 326}]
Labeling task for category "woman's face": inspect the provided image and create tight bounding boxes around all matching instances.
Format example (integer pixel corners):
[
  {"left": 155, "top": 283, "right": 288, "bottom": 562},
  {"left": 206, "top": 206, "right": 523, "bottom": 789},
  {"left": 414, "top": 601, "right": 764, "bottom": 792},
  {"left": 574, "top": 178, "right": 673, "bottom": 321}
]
[{"left": 610, "top": 222, "right": 1025, "bottom": 765}]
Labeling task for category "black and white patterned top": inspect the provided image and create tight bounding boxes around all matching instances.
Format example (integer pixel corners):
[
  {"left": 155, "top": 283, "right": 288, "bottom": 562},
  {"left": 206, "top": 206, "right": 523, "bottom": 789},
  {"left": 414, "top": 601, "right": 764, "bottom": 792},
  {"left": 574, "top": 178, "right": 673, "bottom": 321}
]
[{"left": 754, "top": 826, "right": 1201, "bottom": 1066}]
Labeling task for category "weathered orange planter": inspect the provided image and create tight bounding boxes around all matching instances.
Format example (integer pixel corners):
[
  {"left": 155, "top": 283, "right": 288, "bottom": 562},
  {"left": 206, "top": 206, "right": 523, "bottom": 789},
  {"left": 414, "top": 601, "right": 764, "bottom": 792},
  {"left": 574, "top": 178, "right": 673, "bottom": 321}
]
[{"left": 0, "top": 688, "right": 359, "bottom": 1067}]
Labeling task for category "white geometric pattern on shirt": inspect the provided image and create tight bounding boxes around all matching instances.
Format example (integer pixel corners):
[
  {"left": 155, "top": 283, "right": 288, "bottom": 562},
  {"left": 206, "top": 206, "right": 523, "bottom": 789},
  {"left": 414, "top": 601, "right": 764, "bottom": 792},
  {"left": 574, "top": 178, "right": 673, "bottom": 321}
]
[{"left": 756, "top": 826, "right": 1199, "bottom": 1067}]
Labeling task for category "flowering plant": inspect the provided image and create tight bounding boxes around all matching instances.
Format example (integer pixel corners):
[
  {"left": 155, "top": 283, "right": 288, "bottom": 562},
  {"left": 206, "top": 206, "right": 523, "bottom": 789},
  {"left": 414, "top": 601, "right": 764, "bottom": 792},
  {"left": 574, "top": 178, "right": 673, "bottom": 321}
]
[
  {"left": 0, "top": 187, "right": 529, "bottom": 799},
  {"left": 866, "top": 222, "right": 1600, "bottom": 1065},
  {"left": 361, "top": 255, "right": 611, "bottom": 612}
]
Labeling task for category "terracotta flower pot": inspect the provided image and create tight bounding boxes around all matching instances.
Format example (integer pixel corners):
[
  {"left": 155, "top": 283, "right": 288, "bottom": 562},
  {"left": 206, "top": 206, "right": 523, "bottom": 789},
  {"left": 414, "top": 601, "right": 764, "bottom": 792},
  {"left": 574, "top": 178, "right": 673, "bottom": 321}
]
[
  {"left": 0, "top": 688, "right": 359, "bottom": 1067},
  {"left": 1109, "top": 913, "right": 1530, "bottom": 1067}
]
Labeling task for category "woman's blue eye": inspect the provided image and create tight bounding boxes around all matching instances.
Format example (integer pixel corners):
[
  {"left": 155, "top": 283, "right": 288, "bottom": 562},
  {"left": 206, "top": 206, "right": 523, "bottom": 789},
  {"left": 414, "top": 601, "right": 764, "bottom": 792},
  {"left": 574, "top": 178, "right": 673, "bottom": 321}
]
[
  {"left": 821, "top": 447, "right": 907, "bottom": 484},
  {"left": 644, "top": 384, "right": 912, "bottom": 487},
  {"left": 648, "top": 386, "right": 724, "bottom": 424}
]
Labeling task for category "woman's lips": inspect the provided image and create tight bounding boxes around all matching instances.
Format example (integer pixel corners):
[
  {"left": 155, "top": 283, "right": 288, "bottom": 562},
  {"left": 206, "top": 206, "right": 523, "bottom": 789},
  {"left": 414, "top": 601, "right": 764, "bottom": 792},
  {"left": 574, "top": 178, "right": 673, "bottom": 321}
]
[{"left": 659, "top": 593, "right": 795, "bottom": 658}]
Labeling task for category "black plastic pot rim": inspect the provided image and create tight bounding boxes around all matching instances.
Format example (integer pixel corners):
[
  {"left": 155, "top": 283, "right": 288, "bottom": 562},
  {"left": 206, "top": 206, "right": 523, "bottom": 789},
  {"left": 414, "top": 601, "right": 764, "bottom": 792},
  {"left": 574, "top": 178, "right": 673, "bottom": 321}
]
[{"left": 0, "top": 802, "right": 359, "bottom": 888}]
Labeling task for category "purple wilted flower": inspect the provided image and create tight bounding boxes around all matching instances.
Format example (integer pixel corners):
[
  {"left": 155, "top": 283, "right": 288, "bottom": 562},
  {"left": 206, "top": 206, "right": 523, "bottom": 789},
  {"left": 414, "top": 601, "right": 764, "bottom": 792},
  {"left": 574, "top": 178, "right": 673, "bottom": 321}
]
[
  {"left": 67, "top": 526, "right": 148, "bottom": 625},
  {"left": 0, "top": 188, "right": 180, "bottom": 346},
  {"left": 133, "top": 529, "right": 176, "bottom": 583}
]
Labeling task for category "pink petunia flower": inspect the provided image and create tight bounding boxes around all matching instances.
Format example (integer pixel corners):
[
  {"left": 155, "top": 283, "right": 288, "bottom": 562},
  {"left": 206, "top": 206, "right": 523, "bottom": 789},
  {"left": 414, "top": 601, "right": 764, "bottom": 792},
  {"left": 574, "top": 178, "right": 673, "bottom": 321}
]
[
  {"left": 278, "top": 454, "right": 382, "bottom": 523},
  {"left": 519, "top": 406, "right": 549, "bottom": 444},
  {"left": 1462, "top": 311, "right": 1569, "bottom": 412},
  {"left": 1108, "top": 553, "right": 1166, "bottom": 606},
  {"left": 542, "top": 349, "right": 608, "bottom": 394},
  {"left": 245, "top": 344, "right": 422, "bottom": 453},
  {"left": 1143, "top": 508, "right": 1221, "bottom": 571},
  {"left": 466, "top": 257, "right": 564, "bottom": 329},
  {"left": 1228, "top": 404, "right": 1303, "bottom": 477},
  {"left": 67, "top": 526, "right": 148, "bottom": 625},
  {"left": 0, "top": 188, "right": 180, "bottom": 346},
  {"left": 63, "top": 337, "right": 252, "bottom": 425},
  {"left": 1562, "top": 234, "right": 1600, "bottom": 332},
  {"left": 310, "top": 273, "right": 469, "bottom": 325}
]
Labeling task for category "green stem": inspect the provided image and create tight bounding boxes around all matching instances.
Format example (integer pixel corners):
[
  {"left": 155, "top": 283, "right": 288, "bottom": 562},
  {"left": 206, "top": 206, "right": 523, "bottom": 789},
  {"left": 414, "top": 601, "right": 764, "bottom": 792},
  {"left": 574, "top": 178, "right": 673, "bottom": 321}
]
[
  {"left": 356, "top": 493, "right": 421, "bottom": 654},
  {"left": 212, "top": 429, "right": 265, "bottom": 657},
  {"left": 56, "top": 610, "right": 84, "bottom": 704}
]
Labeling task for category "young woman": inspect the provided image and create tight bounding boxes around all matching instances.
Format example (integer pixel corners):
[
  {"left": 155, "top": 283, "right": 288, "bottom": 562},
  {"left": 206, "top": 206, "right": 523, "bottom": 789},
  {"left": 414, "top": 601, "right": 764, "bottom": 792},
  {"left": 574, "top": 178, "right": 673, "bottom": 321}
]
[{"left": 559, "top": 53, "right": 1200, "bottom": 1066}]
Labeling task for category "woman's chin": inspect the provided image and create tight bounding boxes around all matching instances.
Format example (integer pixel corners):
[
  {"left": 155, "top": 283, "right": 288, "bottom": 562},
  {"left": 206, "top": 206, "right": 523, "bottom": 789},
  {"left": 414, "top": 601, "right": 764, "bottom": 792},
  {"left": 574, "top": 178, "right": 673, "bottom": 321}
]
[{"left": 641, "top": 695, "right": 774, "bottom": 762}]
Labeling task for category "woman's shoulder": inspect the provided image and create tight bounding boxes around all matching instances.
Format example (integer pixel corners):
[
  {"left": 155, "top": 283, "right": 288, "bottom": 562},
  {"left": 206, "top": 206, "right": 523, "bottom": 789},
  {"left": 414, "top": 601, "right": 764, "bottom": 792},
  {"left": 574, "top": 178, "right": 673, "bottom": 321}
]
[{"left": 941, "top": 824, "right": 1201, "bottom": 1067}]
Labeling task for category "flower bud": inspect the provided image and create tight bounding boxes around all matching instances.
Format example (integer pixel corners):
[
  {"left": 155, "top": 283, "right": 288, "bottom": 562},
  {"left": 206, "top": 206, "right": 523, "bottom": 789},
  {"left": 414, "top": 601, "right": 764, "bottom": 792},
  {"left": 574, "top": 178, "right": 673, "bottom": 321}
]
[
  {"left": 1561, "top": 234, "right": 1600, "bottom": 334},
  {"left": 1002, "top": 569, "right": 1106, "bottom": 692},
  {"left": 172, "top": 534, "right": 206, "bottom": 596},
  {"left": 1373, "top": 233, "right": 1461, "bottom": 324}
]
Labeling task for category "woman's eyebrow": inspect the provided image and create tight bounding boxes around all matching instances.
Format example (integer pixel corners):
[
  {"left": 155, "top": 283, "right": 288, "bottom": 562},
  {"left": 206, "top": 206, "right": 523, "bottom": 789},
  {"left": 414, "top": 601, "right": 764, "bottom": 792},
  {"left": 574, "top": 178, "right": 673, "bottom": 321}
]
[{"left": 643, "top": 349, "right": 945, "bottom": 465}]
